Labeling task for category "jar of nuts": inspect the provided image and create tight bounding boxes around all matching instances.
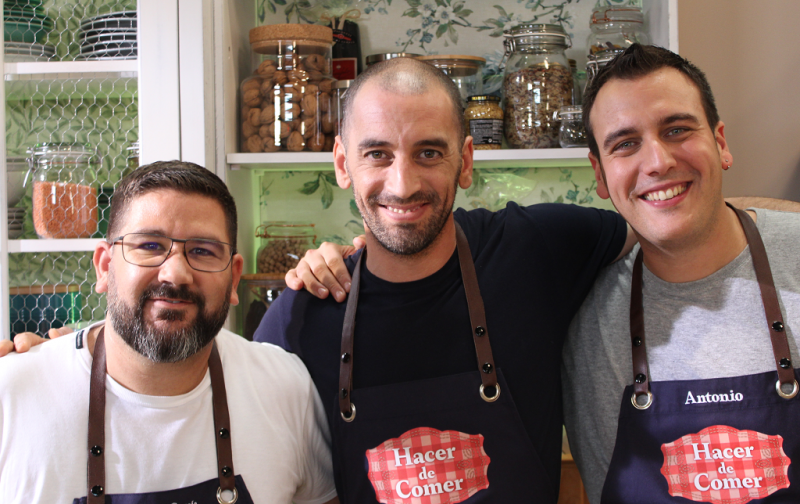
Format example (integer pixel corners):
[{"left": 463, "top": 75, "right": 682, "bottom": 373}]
[
  {"left": 255, "top": 222, "right": 316, "bottom": 277},
  {"left": 242, "top": 24, "right": 336, "bottom": 153},
  {"left": 502, "top": 23, "right": 573, "bottom": 149}
]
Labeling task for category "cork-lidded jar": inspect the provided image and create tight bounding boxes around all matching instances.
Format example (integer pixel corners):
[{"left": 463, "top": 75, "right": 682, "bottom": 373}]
[{"left": 241, "top": 24, "right": 335, "bottom": 153}]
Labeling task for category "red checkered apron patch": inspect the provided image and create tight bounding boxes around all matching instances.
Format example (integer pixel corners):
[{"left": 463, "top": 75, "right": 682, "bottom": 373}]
[
  {"left": 365, "top": 427, "right": 491, "bottom": 504},
  {"left": 660, "top": 425, "right": 791, "bottom": 503}
]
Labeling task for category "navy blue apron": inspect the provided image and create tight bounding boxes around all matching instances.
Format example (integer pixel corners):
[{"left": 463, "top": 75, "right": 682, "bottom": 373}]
[
  {"left": 601, "top": 206, "right": 800, "bottom": 504},
  {"left": 333, "top": 222, "right": 553, "bottom": 503},
  {"left": 75, "top": 328, "right": 253, "bottom": 504}
]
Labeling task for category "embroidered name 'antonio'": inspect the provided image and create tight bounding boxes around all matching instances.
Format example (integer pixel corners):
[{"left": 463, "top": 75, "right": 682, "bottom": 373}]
[{"left": 685, "top": 389, "right": 743, "bottom": 405}]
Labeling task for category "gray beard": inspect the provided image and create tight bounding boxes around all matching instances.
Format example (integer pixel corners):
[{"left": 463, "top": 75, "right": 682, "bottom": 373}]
[{"left": 107, "top": 273, "right": 231, "bottom": 363}]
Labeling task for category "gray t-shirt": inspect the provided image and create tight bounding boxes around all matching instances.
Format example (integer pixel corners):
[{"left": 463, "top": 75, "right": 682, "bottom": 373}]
[{"left": 562, "top": 208, "right": 800, "bottom": 504}]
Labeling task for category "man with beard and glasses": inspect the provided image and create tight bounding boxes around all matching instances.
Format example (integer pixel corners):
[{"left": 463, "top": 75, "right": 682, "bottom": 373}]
[
  {"left": 251, "top": 57, "right": 633, "bottom": 503},
  {"left": 0, "top": 161, "right": 338, "bottom": 504}
]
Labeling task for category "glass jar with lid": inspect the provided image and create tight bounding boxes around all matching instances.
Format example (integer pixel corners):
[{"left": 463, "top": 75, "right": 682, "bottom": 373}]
[
  {"left": 585, "top": 48, "right": 626, "bottom": 89},
  {"left": 365, "top": 52, "right": 421, "bottom": 66},
  {"left": 417, "top": 55, "right": 486, "bottom": 104},
  {"left": 464, "top": 95, "right": 503, "bottom": 150},
  {"left": 255, "top": 222, "right": 316, "bottom": 277},
  {"left": 25, "top": 143, "right": 100, "bottom": 239},
  {"left": 502, "top": 23, "right": 573, "bottom": 149},
  {"left": 241, "top": 23, "right": 335, "bottom": 153},
  {"left": 587, "top": 6, "right": 649, "bottom": 56},
  {"left": 331, "top": 79, "right": 351, "bottom": 138},
  {"left": 554, "top": 105, "right": 588, "bottom": 148}
]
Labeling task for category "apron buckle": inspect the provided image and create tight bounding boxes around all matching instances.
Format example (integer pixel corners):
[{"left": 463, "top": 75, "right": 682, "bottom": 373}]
[
  {"left": 217, "top": 486, "right": 239, "bottom": 504},
  {"left": 631, "top": 390, "right": 653, "bottom": 410},
  {"left": 776, "top": 379, "right": 799, "bottom": 400}
]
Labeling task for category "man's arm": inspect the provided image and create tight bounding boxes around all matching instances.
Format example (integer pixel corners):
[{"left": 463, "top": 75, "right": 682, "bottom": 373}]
[{"left": 0, "top": 327, "right": 71, "bottom": 356}]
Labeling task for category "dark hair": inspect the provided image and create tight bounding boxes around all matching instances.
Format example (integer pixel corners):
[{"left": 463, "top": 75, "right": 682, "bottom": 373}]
[
  {"left": 108, "top": 160, "right": 238, "bottom": 251},
  {"left": 341, "top": 57, "right": 466, "bottom": 147},
  {"left": 583, "top": 44, "right": 719, "bottom": 158}
]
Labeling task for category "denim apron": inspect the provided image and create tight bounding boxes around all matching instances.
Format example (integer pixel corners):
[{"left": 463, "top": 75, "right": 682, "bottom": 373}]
[{"left": 601, "top": 206, "right": 799, "bottom": 504}]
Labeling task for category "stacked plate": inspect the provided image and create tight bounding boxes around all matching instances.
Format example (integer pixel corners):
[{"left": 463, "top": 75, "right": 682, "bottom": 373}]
[
  {"left": 8, "top": 207, "right": 25, "bottom": 239},
  {"left": 79, "top": 11, "right": 137, "bottom": 60},
  {"left": 4, "top": 0, "right": 53, "bottom": 45},
  {"left": 5, "top": 41, "right": 55, "bottom": 62}
]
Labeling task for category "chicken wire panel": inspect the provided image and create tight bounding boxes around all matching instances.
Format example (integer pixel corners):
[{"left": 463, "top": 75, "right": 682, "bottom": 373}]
[
  {"left": 4, "top": 2, "right": 139, "bottom": 338},
  {"left": 5, "top": 0, "right": 137, "bottom": 62},
  {"left": 7, "top": 252, "right": 102, "bottom": 338}
]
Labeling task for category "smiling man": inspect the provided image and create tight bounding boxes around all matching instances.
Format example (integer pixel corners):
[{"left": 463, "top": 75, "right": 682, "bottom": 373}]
[
  {"left": 255, "top": 57, "right": 630, "bottom": 502},
  {"left": 0, "top": 161, "right": 337, "bottom": 504},
  {"left": 562, "top": 44, "right": 800, "bottom": 503}
]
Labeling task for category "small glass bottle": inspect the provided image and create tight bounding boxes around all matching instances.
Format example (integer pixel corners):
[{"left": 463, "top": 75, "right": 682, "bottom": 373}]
[
  {"left": 464, "top": 95, "right": 503, "bottom": 150},
  {"left": 555, "top": 105, "right": 588, "bottom": 148}
]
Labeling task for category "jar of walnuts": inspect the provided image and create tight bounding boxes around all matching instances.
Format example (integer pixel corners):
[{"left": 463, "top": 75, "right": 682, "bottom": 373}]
[
  {"left": 255, "top": 222, "right": 316, "bottom": 277},
  {"left": 502, "top": 23, "right": 573, "bottom": 149},
  {"left": 241, "top": 24, "right": 335, "bottom": 153}
]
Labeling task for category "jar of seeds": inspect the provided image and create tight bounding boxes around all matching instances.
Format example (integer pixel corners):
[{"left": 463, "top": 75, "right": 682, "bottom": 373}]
[
  {"left": 464, "top": 95, "right": 503, "bottom": 150},
  {"left": 255, "top": 222, "right": 316, "bottom": 277},
  {"left": 502, "top": 23, "right": 573, "bottom": 149}
]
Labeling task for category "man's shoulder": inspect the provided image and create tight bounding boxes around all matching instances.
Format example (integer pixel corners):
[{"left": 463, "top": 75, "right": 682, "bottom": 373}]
[
  {"left": 216, "top": 329, "right": 312, "bottom": 383},
  {"left": 0, "top": 331, "right": 85, "bottom": 396}
]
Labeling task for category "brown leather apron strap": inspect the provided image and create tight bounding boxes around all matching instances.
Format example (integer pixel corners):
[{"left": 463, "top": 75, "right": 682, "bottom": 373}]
[
  {"left": 731, "top": 204, "right": 796, "bottom": 391},
  {"left": 87, "top": 327, "right": 107, "bottom": 504},
  {"left": 454, "top": 222, "right": 499, "bottom": 402},
  {"left": 629, "top": 204, "right": 797, "bottom": 408},
  {"left": 338, "top": 222, "right": 501, "bottom": 421},
  {"left": 338, "top": 249, "right": 363, "bottom": 421},
  {"left": 629, "top": 249, "right": 650, "bottom": 406},
  {"left": 208, "top": 340, "right": 238, "bottom": 501},
  {"left": 86, "top": 329, "right": 239, "bottom": 503}
]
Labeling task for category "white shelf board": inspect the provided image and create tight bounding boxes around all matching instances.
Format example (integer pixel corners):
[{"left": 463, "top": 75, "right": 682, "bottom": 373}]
[
  {"left": 7, "top": 238, "right": 101, "bottom": 253},
  {"left": 227, "top": 148, "right": 592, "bottom": 171},
  {"left": 4, "top": 60, "right": 138, "bottom": 80}
]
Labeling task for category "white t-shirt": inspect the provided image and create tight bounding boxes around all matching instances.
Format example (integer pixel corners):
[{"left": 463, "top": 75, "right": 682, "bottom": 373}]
[{"left": 0, "top": 325, "right": 337, "bottom": 504}]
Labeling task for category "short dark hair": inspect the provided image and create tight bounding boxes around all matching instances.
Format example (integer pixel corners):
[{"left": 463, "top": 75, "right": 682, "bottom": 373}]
[
  {"left": 108, "top": 160, "right": 238, "bottom": 251},
  {"left": 583, "top": 44, "right": 719, "bottom": 158},
  {"left": 341, "top": 57, "right": 466, "bottom": 147}
]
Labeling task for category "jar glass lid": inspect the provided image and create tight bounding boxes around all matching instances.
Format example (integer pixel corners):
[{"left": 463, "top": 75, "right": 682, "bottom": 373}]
[
  {"left": 591, "top": 7, "right": 645, "bottom": 25},
  {"left": 503, "top": 23, "right": 571, "bottom": 48}
]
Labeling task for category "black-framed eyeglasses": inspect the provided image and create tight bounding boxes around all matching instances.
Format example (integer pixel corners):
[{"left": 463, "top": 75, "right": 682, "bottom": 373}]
[{"left": 111, "top": 233, "right": 235, "bottom": 273}]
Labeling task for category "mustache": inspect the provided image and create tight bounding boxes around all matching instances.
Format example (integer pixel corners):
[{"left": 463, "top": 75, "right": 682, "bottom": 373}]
[
  {"left": 138, "top": 284, "right": 205, "bottom": 307},
  {"left": 366, "top": 190, "right": 440, "bottom": 207}
]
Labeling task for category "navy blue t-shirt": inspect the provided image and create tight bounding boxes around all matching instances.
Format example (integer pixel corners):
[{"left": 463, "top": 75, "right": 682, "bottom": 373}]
[{"left": 255, "top": 202, "right": 627, "bottom": 500}]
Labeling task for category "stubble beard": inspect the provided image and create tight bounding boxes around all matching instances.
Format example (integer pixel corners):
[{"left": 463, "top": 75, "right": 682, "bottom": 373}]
[
  {"left": 106, "top": 270, "right": 231, "bottom": 363},
  {"left": 349, "top": 163, "right": 461, "bottom": 256}
]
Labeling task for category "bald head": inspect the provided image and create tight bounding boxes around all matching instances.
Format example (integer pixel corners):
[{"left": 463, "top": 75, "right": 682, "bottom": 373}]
[{"left": 340, "top": 57, "right": 466, "bottom": 147}]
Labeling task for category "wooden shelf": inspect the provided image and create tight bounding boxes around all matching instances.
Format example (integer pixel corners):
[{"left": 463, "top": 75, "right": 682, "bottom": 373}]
[{"left": 227, "top": 148, "right": 591, "bottom": 172}]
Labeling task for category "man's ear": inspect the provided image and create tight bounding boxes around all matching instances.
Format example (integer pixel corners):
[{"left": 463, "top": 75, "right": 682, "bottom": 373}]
[
  {"left": 459, "top": 136, "right": 474, "bottom": 189},
  {"left": 94, "top": 241, "right": 113, "bottom": 294},
  {"left": 333, "top": 135, "right": 351, "bottom": 189},
  {"left": 228, "top": 254, "right": 244, "bottom": 306},
  {"left": 589, "top": 152, "right": 610, "bottom": 199},
  {"left": 714, "top": 121, "right": 733, "bottom": 170}
]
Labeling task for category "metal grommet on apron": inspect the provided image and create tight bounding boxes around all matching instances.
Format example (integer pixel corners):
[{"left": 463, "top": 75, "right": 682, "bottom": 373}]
[
  {"left": 333, "top": 221, "right": 554, "bottom": 503},
  {"left": 600, "top": 204, "right": 800, "bottom": 503},
  {"left": 85, "top": 328, "right": 246, "bottom": 504}
]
